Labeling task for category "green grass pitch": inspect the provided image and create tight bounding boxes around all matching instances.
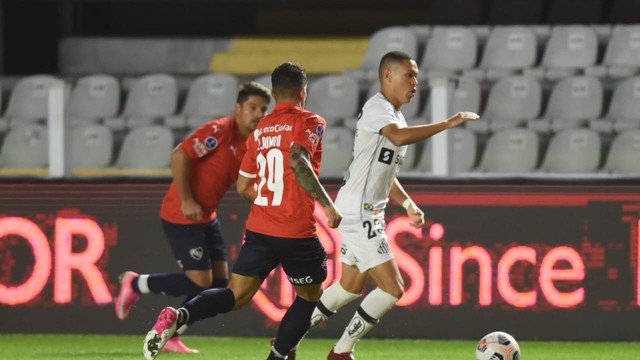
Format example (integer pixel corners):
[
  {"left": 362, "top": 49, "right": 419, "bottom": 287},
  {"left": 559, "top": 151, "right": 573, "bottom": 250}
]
[{"left": 2, "top": 334, "right": 640, "bottom": 359}]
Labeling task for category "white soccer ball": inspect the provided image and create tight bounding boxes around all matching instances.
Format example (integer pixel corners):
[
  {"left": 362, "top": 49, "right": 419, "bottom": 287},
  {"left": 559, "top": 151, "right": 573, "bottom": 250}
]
[{"left": 476, "top": 331, "right": 521, "bottom": 360}]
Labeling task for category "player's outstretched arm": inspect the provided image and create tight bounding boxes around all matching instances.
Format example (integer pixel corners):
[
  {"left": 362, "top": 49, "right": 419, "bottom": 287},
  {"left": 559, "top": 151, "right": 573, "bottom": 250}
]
[
  {"left": 290, "top": 144, "right": 342, "bottom": 228},
  {"left": 381, "top": 111, "right": 480, "bottom": 146}
]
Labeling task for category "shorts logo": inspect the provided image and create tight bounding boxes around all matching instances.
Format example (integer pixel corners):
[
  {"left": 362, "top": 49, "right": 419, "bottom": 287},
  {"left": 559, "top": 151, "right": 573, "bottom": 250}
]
[
  {"left": 347, "top": 317, "right": 365, "bottom": 337},
  {"left": 288, "top": 275, "right": 313, "bottom": 285},
  {"left": 364, "top": 203, "right": 374, "bottom": 211},
  {"left": 322, "top": 256, "right": 328, "bottom": 270},
  {"left": 377, "top": 241, "right": 390, "bottom": 255},
  {"left": 378, "top": 147, "right": 395, "bottom": 165},
  {"left": 189, "top": 247, "right": 204, "bottom": 261},
  {"left": 205, "top": 137, "right": 218, "bottom": 150}
]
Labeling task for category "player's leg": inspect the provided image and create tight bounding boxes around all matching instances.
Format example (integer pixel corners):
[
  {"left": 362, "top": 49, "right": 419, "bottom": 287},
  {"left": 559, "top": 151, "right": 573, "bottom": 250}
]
[
  {"left": 330, "top": 217, "right": 401, "bottom": 358},
  {"left": 143, "top": 229, "right": 277, "bottom": 359},
  {"left": 115, "top": 220, "right": 212, "bottom": 320},
  {"left": 268, "top": 236, "right": 327, "bottom": 360}
]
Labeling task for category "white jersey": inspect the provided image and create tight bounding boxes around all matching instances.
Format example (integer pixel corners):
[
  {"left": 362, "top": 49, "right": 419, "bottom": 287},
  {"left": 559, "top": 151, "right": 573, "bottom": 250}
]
[{"left": 335, "top": 92, "right": 407, "bottom": 217}]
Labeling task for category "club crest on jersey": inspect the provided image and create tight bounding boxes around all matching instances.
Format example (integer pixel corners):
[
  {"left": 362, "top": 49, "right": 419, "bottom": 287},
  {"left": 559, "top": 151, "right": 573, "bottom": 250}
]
[
  {"left": 192, "top": 138, "right": 207, "bottom": 157},
  {"left": 378, "top": 147, "right": 395, "bottom": 165},
  {"left": 189, "top": 247, "right": 204, "bottom": 261},
  {"left": 205, "top": 136, "right": 218, "bottom": 150}
]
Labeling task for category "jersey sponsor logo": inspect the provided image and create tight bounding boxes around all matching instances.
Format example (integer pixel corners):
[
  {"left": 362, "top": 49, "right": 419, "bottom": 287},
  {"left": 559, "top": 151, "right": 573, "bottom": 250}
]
[
  {"left": 189, "top": 246, "right": 204, "bottom": 261},
  {"left": 253, "top": 124, "right": 293, "bottom": 141},
  {"left": 287, "top": 275, "right": 313, "bottom": 285},
  {"left": 205, "top": 136, "right": 218, "bottom": 150},
  {"left": 378, "top": 147, "right": 395, "bottom": 165},
  {"left": 192, "top": 138, "right": 207, "bottom": 157},
  {"left": 395, "top": 154, "right": 405, "bottom": 165},
  {"left": 306, "top": 124, "right": 324, "bottom": 150}
]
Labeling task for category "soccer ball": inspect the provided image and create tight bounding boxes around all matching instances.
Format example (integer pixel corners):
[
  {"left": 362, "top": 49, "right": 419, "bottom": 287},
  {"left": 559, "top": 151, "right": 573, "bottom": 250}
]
[{"left": 476, "top": 331, "right": 520, "bottom": 360}]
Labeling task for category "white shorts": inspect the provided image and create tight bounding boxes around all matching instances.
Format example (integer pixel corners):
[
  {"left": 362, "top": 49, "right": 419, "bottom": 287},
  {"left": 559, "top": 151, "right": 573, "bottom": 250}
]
[{"left": 338, "top": 214, "right": 394, "bottom": 272}]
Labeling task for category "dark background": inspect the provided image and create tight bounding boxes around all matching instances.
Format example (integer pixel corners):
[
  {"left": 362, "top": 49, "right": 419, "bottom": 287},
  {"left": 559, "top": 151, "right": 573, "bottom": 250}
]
[{"left": 2, "top": 0, "right": 640, "bottom": 74}]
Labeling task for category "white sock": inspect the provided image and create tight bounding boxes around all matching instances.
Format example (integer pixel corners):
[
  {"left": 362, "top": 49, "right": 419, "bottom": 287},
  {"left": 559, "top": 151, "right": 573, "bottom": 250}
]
[
  {"left": 137, "top": 274, "right": 151, "bottom": 294},
  {"left": 333, "top": 288, "right": 398, "bottom": 354},
  {"left": 310, "top": 282, "right": 360, "bottom": 329}
]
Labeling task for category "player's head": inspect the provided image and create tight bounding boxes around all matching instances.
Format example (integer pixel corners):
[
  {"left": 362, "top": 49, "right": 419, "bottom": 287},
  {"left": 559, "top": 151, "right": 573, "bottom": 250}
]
[
  {"left": 378, "top": 51, "right": 419, "bottom": 109},
  {"left": 234, "top": 82, "right": 271, "bottom": 137},
  {"left": 271, "top": 62, "right": 308, "bottom": 106}
]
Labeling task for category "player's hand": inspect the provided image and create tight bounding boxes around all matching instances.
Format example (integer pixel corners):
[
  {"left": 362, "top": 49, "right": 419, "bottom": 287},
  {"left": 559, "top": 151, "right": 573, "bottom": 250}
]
[
  {"left": 181, "top": 199, "right": 204, "bottom": 220},
  {"left": 407, "top": 203, "right": 425, "bottom": 228},
  {"left": 324, "top": 204, "right": 343, "bottom": 229},
  {"left": 445, "top": 112, "right": 479, "bottom": 128}
]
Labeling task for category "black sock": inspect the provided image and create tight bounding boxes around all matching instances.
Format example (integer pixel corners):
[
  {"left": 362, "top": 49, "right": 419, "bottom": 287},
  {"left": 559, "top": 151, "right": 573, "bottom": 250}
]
[
  {"left": 147, "top": 273, "right": 206, "bottom": 296},
  {"left": 273, "top": 296, "right": 317, "bottom": 356},
  {"left": 211, "top": 277, "right": 229, "bottom": 288},
  {"left": 182, "top": 287, "right": 235, "bottom": 324}
]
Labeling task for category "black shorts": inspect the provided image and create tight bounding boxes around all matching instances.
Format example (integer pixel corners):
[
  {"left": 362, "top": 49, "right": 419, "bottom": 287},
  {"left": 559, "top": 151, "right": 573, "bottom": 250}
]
[
  {"left": 232, "top": 229, "right": 327, "bottom": 285},
  {"left": 162, "top": 218, "right": 228, "bottom": 270}
]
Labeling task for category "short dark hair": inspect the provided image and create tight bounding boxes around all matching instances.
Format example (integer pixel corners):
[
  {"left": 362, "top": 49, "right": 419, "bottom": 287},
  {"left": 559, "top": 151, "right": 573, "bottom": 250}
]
[
  {"left": 237, "top": 81, "right": 271, "bottom": 105},
  {"left": 378, "top": 51, "right": 413, "bottom": 80},
  {"left": 271, "top": 62, "right": 307, "bottom": 99}
]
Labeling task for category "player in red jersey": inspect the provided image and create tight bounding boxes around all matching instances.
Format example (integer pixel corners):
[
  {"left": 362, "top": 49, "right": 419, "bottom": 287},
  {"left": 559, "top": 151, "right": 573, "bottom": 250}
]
[
  {"left": 115, "top": 82, "right": 270, "bottom": 353},
  {"left": 142, "top": 62, "right": 342, "bottom": 360}
]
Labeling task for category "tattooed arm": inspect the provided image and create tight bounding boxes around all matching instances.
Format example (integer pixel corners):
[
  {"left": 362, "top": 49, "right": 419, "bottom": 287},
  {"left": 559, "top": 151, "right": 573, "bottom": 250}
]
[{"left": 290, "top": 144, "right": 342, "bottom": 228}]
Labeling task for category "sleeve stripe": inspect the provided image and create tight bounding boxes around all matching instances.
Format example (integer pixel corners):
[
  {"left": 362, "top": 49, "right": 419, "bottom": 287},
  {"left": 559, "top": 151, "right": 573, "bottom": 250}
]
[{"left": 239, "top": 169, "right": 257, "bottom": 178}]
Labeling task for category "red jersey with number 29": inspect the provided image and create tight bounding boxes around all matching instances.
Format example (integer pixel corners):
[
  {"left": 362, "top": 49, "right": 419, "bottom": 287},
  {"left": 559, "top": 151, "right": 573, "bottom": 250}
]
[{"left": 239, "top": 102, "right": 326, "bottom": 238}]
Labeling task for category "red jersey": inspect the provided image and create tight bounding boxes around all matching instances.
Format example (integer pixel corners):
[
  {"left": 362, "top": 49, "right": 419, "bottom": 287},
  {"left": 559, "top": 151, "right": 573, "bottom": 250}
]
[
  {"left": 239, "top": 102, "right": 326, "bottom": 238},
  {"left": 161, "top": 116, "right": 247, "bottom": 224}
]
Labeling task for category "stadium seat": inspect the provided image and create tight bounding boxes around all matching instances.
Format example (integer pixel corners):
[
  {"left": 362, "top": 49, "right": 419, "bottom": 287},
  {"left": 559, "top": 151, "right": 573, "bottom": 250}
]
[
  {"left": 525, "top": 25, "right": 598, "bottom": 80},
  {"left": 414, "top": 128, "right": 477, "bottom": 173},
  {"left": 0, "top": 124, "right": 48, "bottom": 169},
  {"left": 113, "top": 125, "right": 174, "bottom": 169},
  {"left": 586, "top": 25, "right": 640, "bottom": 78},
  {"left": 528, "top": 76, "right": 603, "bottom": 133},
  {"left": 106, "top": 74, "right": 177, "bottom": 131},
  {"left": 0, "top": 75, "right": 68, "bottom": 130},
  {"left": 70, "top": 124, "right": 114, "bottom": 170},
  {"left": 419, "top": 26, "right": 478, "bottom": 80},
  {"left": 164, "top": 73, "right": 238, "bottom": 129},
  {"left": 464, "top": 26, "right": 537, "bottom": 80},
  {"left": 305, "top": 74, "right": 359, "bottom": 127},
  {"left": 66, "top": 74, "right": 120, "bottom": 127},
  {"left": 319, "top": 126, "right": 354, "bottom": 179},
  {"left": 346, "top": 26, "right": 418, "bottom": 83},
  {"left": 476, "top": 128, "right": 539, "bottom": 173},
  {"left": 423, "top": 77, "right": 482, "bottom": 122},
  {"left": 589, "top": 76, "right": 640, "bottom": 133},
  {"left": 468, "top": 75, "right": 541, "bottom": 133},
  {"left": 602, "top": 129, "right": 640, "bottom": 174},
  {"left": 540, "top": 128, "right": 601, "bottom": 173}
]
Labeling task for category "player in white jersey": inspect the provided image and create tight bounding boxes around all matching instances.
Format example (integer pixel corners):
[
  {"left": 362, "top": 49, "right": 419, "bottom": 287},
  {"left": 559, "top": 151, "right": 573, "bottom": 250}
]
[{"left": 306, "top": 51, "right": 479, "bottom": 360}]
